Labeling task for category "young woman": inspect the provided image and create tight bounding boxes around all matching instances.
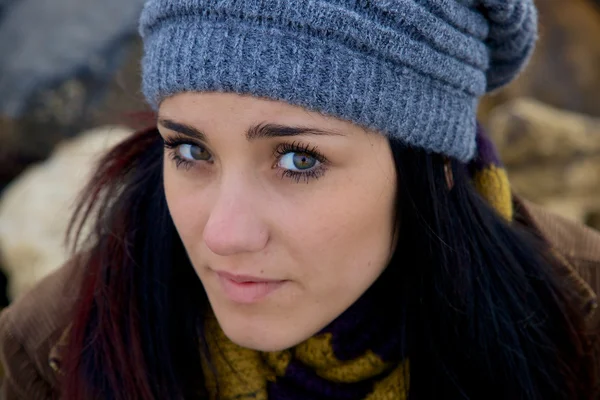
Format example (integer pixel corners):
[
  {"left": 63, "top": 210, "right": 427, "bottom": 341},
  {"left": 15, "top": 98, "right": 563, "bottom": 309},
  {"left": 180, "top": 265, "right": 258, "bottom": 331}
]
[{"left": 1, "top": 0, "right": 599, "bottom": 399}]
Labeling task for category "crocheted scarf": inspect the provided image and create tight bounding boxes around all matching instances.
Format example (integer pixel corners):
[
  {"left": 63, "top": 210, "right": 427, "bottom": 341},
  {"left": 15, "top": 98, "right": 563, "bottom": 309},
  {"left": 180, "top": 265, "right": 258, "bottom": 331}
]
[{"left": 200, "top": 124, "right": 512, "bottom": 400}]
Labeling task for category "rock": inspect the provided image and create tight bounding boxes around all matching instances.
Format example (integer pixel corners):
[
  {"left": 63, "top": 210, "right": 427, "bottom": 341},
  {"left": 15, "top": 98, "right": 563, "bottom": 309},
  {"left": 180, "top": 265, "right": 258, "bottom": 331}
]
[
  {"left": 487, "top": 98, "right": 600, "bottom": 230},
  {"left": 0, "top": 38, "right": 149, "bottom": 195},
  {"left": 487, "top": 98, "right": 600, "bottom": 167},
  {"left": 0, "top": 126, "right": 132, "bottom": 301},
  {"left": 0, "top": 0, "right": 146, "bottom": 117},
  {"left": 0, "top": 114, "right": 69, "bottom": 194},
  {"left": 478, "top": 0, "right": 600, "bottom": 122},
  {"left": 587, "top": 211, "right": 600, "bottom": 230},
  {"left": 504, "top": 156, "right": 600, "bottom": 199}
]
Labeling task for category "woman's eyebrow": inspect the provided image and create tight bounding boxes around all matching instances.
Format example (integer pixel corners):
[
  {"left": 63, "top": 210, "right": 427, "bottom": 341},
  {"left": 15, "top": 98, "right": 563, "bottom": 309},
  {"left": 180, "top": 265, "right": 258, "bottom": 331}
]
[
  {"left": 159, "top": 119, "right": 207, "bottom": 141},
  {"left": 158, "top": 119, "right": 344, "bottom": 142},
  {"left": 246, "top": 123, "right": 345, "bottom": 141}
]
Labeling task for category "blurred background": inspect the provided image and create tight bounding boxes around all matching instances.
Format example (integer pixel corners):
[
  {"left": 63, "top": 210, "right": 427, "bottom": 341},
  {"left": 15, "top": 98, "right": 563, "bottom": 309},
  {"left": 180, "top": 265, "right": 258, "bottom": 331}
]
[{"left": 0, "top": 0, "right": 599, "bottom": 305}]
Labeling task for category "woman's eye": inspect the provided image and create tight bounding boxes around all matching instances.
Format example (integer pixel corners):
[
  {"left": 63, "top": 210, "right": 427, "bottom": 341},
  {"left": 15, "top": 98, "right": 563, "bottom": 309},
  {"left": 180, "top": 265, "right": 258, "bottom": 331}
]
[
  {"left": 178, "top": 143, "right": 211, "bottom": 161},
  {"left": 278, "top": 152, "right": 319, "bottom": 171}
]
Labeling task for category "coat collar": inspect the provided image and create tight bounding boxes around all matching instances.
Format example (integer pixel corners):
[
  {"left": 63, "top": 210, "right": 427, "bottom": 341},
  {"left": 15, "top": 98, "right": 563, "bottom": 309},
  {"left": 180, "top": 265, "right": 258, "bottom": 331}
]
[{"left": 513, "top": 196, "right": 598, "bottom": 320}]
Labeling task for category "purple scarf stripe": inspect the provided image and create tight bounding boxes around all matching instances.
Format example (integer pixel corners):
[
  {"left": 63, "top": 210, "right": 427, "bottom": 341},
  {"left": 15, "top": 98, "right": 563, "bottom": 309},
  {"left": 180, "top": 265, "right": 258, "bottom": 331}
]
[
  {"left": 469, "top": 123, "right": 504, "bottom": 172},
  {"left": 268, "top": 360, "right": 375, "bottom": 400},
  {"left": 318, "top": 282, "right": 404, "bottom": 363}
]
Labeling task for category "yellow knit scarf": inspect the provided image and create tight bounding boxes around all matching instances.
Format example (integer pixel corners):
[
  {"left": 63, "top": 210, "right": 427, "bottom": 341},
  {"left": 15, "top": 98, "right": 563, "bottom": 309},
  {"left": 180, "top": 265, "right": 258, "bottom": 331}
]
[{"left": 201, "top": 312, "right": 409, "bottom": 400}]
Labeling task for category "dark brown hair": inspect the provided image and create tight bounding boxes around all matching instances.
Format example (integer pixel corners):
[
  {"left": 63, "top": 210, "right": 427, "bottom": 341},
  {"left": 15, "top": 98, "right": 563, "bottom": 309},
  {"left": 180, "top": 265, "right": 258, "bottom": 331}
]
[{"left": 61, "top": 126, "right": 597, "bottom": 399}]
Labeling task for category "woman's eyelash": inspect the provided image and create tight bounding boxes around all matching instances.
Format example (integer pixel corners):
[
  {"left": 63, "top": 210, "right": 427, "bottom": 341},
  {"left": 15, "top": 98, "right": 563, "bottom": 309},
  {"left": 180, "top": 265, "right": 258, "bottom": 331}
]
[
  {"left": 279, "top": 168, "right": 326, "bottom": 183},
  {"left": 162, "top": 134, "right": 194, "bottom": 150},
  {"left": 162, "top": 135, "right": 198, "bottom": 171},
  {"left": 167, "top": 151, "right": 194, "bottom": 171},
  {"left": 273, "top": 141, "right": 326, "bottom": 163}
]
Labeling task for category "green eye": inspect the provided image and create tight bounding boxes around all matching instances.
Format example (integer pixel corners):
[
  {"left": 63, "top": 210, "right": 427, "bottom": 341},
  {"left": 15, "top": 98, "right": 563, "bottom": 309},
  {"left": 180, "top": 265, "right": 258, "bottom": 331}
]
[
  {"left": 179, "top": 143, "right": 211, "bottom": 161},
  {"left": 279, "top": 152, "right": 318, "bottom": 171}
]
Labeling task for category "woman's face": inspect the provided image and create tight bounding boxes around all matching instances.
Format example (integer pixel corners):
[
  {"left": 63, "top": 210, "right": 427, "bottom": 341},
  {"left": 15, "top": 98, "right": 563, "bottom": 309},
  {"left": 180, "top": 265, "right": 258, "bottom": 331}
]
[{"left": 158, "top": 92, "right": 397, "bottom": 351}]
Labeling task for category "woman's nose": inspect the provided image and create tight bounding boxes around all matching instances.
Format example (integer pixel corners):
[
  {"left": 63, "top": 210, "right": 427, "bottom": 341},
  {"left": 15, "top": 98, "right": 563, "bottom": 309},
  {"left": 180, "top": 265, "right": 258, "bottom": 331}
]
[{"left": 202, "top": 186, "right": 269, "bottom": 256}]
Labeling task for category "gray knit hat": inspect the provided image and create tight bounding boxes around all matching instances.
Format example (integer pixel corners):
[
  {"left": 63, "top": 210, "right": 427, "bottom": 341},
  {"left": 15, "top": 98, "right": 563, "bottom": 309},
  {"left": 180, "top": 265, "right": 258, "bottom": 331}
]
[{"left": 139, "top": 0, "right": 537, "bottom": 161}]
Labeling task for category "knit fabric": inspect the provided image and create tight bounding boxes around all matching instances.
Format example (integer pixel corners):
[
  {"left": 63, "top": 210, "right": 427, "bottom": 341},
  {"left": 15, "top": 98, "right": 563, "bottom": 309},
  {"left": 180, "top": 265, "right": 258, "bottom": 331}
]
[
  {"left": 470, "top": 123, "right": 513, "bottom": 220},
  {"left": 199, "top": 124, "right": 512, "bottom": 399},
  {"left": 202, "top": 278, "right": 409, "bottom": 400},
  {"left": 139, "top": 0, "right": 537, "bottom": 161}
]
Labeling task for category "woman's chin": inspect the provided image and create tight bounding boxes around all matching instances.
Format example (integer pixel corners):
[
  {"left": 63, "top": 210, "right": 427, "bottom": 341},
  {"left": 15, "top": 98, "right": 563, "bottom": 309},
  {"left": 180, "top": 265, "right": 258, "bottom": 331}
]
[{"left": 222, "top": 326, "right": 304, "bottom": 352}]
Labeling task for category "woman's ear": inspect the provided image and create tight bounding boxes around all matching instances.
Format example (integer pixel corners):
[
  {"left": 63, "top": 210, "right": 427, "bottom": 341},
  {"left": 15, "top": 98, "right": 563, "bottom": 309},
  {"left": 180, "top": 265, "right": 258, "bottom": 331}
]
[{"left": 444, "top": 158, "right": 454, "bottom": 191}]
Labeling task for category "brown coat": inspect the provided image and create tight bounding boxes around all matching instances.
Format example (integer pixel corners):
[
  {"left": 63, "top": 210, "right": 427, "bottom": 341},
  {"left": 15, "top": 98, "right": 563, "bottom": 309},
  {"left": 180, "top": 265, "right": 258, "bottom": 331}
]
[{"left": 1, "top": 199, "right": 600, "bottom": 399}]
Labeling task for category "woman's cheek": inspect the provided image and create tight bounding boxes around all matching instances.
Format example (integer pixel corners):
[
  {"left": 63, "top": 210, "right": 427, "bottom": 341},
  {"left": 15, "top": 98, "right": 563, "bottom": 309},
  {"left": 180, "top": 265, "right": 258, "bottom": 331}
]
[{"left": 164, "top": 172, "right": 211, "bottom": 245}]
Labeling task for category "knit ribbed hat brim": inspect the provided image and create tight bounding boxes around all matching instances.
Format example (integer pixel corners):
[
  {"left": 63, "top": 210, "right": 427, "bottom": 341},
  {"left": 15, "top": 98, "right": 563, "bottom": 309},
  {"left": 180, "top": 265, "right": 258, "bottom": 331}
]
[
  {"left": 142, "top": 20, "right": 478, "bottom": 160},
  {"left": 140, "top": 0, "right": 537, "bottom": 162}
]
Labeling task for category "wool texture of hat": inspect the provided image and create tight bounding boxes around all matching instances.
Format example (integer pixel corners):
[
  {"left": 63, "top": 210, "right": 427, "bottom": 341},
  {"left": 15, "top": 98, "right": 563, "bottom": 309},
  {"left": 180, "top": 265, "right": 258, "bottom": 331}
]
[{"left": 139, "top": 0, "right": 537, "bottom": 161}]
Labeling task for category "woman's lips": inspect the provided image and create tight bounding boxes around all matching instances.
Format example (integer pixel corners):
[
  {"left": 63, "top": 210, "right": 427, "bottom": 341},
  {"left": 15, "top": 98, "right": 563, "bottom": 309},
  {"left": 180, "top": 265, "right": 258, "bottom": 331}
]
[{"left": 215, "top": 271, "right": 287, "bottom": 304}]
